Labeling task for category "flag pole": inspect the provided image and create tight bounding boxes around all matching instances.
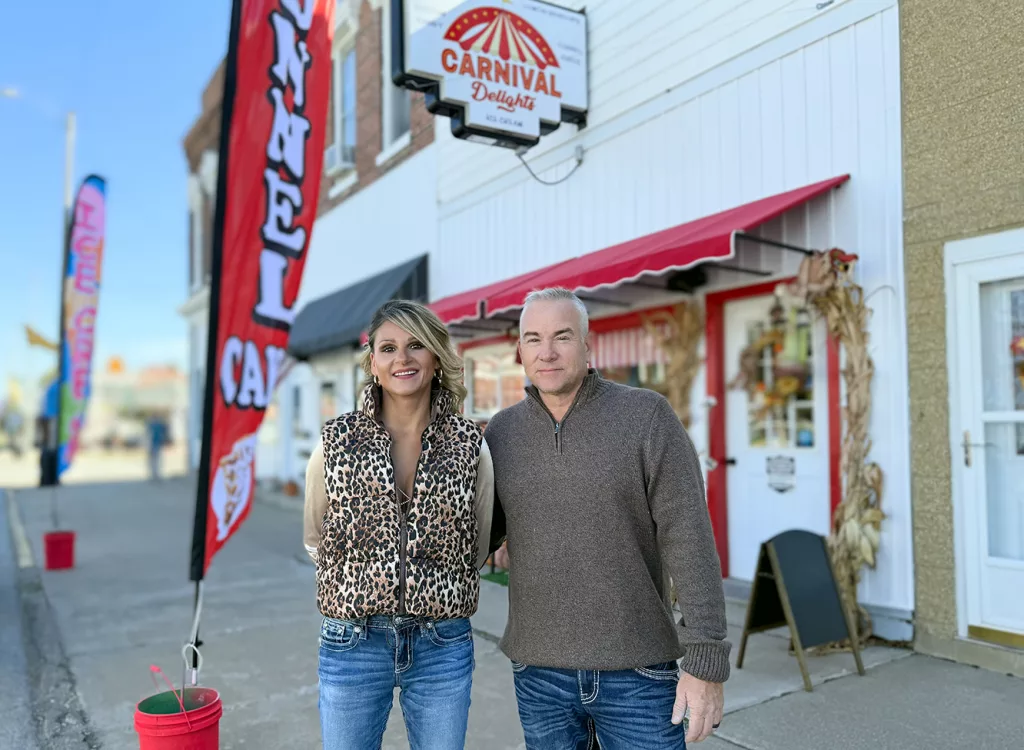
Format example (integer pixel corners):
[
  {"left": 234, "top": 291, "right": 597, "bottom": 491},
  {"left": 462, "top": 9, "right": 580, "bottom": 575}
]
[
  {"left": 187, "top": 0, "right": 244, "bottom": 679},
  {"left": 43, "top": 112, "right": 77, "bottom": 491}
]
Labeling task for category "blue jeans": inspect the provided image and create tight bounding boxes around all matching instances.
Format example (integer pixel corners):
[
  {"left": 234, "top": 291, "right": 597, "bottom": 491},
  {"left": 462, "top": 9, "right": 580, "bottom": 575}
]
[
  {"left": 512, "top": 660, "right": 687, "bottom": 750},
  {"left": 318, "top": 615, "right": 474, "bottom": 750}
]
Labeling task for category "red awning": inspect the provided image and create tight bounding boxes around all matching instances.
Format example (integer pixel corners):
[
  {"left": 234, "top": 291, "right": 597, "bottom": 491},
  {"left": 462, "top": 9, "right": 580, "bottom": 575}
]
[
  {"left": 478, "top": 175, "right": 849, "bottom": 317},
  {"left": 430, "top": 259, "right": 581, "bottom": 324}
]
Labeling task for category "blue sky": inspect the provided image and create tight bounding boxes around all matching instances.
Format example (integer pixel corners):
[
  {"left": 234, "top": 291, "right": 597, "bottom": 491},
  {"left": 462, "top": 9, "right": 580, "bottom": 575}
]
[{"left": 0, "top": 1, "right": 230, "bottom": 398}]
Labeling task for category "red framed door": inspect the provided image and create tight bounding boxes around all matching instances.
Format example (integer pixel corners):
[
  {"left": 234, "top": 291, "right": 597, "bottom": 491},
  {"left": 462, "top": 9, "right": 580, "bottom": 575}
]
[{"left": 705, "top": 280, "right": 841, "bottom": 579}]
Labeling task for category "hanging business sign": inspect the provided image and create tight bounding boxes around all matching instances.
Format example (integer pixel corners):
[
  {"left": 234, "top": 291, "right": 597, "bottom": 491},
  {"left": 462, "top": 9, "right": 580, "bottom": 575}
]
[{"left": 392, "top": 0, "right": 588, "bottom": 149}]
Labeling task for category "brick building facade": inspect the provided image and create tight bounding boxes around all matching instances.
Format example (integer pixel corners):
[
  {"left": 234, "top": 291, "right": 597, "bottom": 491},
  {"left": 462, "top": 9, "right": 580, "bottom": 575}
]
[{"left": 317, "top": 0, "right": 435, "bottom": 215}]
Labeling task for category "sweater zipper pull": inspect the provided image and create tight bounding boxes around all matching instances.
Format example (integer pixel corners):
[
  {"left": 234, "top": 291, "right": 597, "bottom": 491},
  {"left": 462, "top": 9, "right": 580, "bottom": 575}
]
[{"left": 554, "top": 421, "right": 561, "bottom": 453}]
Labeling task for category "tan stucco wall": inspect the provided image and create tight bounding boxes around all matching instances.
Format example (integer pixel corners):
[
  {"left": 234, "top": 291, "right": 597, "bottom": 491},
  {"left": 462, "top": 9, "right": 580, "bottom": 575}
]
[{"left": 902, "top": 1, "right": 1024, "bottom": 667}]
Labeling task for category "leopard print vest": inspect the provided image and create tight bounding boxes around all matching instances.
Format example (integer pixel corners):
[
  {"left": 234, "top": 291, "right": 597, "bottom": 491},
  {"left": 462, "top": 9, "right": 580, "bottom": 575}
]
[{"left": 315, "top": 384, "right": 484, "bottom": 621}]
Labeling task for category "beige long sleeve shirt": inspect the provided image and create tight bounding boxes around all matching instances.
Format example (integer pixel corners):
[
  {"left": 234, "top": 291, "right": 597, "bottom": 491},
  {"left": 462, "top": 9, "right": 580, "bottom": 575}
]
[{"left": 303, "top": 437, "right": 495, "bottom": 570}]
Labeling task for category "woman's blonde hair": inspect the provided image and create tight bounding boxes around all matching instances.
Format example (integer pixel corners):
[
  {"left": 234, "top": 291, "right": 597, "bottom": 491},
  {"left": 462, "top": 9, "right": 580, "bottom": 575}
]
[{"left": 359, "top": 299, "right": 467, "bottom": 413}]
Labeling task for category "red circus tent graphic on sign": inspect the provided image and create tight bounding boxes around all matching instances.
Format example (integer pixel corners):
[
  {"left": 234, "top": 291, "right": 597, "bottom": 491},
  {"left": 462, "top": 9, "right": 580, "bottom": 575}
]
[{"left": 445, "top": 7, "right": 559, "bottom": 69}]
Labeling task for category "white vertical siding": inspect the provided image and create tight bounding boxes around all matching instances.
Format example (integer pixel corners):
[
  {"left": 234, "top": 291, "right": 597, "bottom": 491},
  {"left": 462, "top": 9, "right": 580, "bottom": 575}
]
[
  {"left": 436, "top": 0, "right": 875, "bottom": 204},
  {"left": 265, "top": 143, "right": 439, "bottom": 483},
  {"left": 297, "top": 145, "right": 438, "bottom": 310},
  {"left": 433, "top": 7, "right": 912, "bottom": 612}
]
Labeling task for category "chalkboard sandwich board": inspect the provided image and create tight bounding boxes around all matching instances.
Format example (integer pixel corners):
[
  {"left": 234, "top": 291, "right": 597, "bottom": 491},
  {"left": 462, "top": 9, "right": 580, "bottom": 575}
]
[{"left": 736, "top": 529, "right": 865, "bottom": 692}]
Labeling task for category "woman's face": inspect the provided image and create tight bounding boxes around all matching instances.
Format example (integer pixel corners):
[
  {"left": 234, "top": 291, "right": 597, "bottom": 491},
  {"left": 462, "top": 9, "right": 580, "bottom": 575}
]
[{"left": 369, "top": 321, "right": 439, "bottom": 400}]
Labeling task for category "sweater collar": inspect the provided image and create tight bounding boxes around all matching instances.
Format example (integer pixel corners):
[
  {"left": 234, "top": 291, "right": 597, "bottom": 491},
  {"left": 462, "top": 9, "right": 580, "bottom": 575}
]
[
  {"left": 525, "top": 368, "right": 605, "bottom": 415},
  {"left": 361, "top": 382, "right": 453, "bottom": 426}
]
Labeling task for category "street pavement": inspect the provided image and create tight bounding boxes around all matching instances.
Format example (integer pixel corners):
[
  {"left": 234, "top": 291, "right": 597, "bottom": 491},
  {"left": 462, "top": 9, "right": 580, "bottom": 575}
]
[{"left": 4, "top": 476, "right": 1024, "bottom": 749}]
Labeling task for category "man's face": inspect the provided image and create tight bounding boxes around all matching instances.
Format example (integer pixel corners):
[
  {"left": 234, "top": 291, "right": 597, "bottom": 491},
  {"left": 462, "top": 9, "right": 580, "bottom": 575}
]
[{"left": 518, "top": 299, "right": 590, "bottom": 398}]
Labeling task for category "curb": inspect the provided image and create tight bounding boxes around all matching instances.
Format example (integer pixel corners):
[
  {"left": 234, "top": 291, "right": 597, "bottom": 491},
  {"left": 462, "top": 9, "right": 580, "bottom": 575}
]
[{"left": 5, "top": 489, "right": 101, "bottom": 749}]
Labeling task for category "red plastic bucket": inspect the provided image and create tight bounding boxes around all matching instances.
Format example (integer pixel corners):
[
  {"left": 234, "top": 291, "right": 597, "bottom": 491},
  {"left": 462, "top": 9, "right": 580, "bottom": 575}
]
[
  {"left": 134, "top": 687, "right": 222, "bottom": 750},
  {"left": 43, "top": 531, "right": 76, "bottom": 571}
]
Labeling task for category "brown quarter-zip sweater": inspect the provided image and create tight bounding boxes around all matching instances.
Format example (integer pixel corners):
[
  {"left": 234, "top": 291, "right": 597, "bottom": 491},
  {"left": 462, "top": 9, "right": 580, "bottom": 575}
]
[{"left": 485, "top": 371, "right": 731, "bottom": 683}]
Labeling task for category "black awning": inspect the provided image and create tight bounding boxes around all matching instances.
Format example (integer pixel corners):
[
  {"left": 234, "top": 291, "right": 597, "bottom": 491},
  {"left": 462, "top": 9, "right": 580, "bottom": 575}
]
[{"left": 287, "top": 254, "right": 428, "bottom": 360}]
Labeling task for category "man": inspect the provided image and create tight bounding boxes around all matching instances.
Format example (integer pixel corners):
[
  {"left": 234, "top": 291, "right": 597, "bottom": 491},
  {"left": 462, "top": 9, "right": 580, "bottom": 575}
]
[
  {"left": 145, "top": 411, "right": 169, "bottom": 481},
  {"left": 485, "top": 287, "right": 729, "bottom": 749}
]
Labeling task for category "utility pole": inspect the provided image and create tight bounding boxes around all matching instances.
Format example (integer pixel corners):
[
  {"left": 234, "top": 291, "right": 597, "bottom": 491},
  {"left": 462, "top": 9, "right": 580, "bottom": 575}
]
[
  {"left": 41, "top": 111, "right": 76, "bottom": 487},
  {"left": 65, "top": 112, "right": 76, "bottom": 228},
  {"left": 2, "top": 90, "right": 76, "bottom": 486}
]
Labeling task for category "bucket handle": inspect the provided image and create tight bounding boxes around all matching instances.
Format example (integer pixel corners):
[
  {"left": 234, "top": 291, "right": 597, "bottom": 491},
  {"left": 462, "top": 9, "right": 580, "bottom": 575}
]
[{"left": 149, "top": 665, "right": 193, "bottom": 731}]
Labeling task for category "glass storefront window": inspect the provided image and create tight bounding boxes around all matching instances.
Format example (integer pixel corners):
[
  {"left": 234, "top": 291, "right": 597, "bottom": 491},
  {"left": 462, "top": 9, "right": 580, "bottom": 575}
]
[
  {"left": 600, "top": 360, "right": 667, "bottom": 395},
  {"left": 465, "top": 347, "right": 525, "bottom": 420},
  {"left": 291, "top": 386, "right": 303, "bottom": 437},
  {"left": 354, "top": 364, "right": 367, "bottom": 412},
  {"left": 320, "top": 382, "right": 336, "bottom": 426},
  {"left": 745, "top": 300, "right": 815, "bottom": 449},
  {"left": 468, "top": 357, "right": 499, "bottom": 416}
]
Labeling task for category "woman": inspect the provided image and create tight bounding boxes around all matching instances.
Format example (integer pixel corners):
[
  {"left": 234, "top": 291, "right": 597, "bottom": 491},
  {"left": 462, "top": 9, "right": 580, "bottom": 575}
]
[{"left": 303, "top": 299, "right": 494, "bottom": 750}]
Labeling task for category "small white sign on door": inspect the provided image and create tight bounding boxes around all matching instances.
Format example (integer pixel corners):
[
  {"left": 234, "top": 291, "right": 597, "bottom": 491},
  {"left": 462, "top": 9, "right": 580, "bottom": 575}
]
[{"left": 766, "top": 455, "right": 796, "bottom": 494}]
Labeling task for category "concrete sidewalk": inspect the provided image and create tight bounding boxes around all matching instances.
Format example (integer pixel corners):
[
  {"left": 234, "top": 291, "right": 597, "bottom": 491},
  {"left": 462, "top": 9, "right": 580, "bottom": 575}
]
[
  {"left": 7, "top": 479, "right": 1024, "bottom": 749},
  {"left": 1, "top": 491, "right": 40, "bottom": 750}
]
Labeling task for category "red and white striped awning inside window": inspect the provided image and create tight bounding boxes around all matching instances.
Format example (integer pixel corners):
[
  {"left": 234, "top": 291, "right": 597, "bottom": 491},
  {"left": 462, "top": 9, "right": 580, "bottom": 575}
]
[{"left": 590, "top": 326, "right": 668, "bottom": 371}]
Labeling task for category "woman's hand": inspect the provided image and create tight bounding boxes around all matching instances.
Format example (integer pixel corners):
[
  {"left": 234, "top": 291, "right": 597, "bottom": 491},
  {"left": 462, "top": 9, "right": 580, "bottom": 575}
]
[{"left": 493, "top": 542, "right": 509, "bottom": 570}]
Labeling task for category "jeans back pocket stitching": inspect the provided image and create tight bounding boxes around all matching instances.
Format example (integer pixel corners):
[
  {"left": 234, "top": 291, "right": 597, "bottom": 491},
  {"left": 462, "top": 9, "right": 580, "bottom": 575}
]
[{"left": 633, "top": 665, "right": 679, "bottom": 681}]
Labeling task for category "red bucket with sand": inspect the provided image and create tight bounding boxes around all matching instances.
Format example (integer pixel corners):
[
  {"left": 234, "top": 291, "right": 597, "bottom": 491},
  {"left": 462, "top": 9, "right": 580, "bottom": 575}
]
[{"left": 134, "top": 670, "right": 222, "bottom": 750}]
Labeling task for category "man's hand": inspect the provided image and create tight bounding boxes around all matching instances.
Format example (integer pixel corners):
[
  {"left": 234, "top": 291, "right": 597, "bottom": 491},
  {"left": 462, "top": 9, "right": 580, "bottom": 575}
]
[
  {"left": 493, "top": 542, "right": 509, "bottom": 570},
  {"left": 672, "top": 672, "right": 723, "bottom": 743}
]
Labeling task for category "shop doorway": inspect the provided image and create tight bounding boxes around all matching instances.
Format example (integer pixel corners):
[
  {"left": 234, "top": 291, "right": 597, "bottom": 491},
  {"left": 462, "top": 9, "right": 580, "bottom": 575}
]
[
  {"left": 946, "top": 231, "right": 1024, "bottom": 645},
  {"left": 706, "top": 280, "right": 839, "bottom": 580}
]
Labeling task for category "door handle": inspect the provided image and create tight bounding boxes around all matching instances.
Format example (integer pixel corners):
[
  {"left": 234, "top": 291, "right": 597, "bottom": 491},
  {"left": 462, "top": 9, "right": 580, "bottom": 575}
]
[
  {"left": 962, "top": 430, "right": 994, "bottom": 467},
  {"left": 701, "top": 456, "right": 736, "bottom": 471}
]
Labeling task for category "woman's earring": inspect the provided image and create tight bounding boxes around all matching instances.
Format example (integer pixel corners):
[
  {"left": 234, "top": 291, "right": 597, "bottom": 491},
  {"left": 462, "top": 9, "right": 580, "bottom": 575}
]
[
  {"left": 436, "top": 368, "right": 443, "bottom": 381},
  {"left": 373, "top": 375, "right": 380, "bottom": 386}
]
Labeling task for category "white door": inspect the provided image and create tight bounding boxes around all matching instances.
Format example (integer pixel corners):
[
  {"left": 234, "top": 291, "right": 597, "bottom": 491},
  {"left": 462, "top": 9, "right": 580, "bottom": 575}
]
[
  {"left": 947, "top": 238, "right": 1024, "bottom": 638},
  {"left": 724, "top": 294, "right": 831, "bottom": 581}
]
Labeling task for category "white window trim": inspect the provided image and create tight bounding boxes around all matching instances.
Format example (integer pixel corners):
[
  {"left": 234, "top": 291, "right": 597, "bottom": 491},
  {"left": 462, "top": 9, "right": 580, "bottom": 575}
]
[
  {"left": 943, "top": 226, "right": 1024, "bottom": 639},
  {"left": 378, "top": 0, "right": 411, "bottom": 158},
  {"left": 375, "top": 130, "right": 412, "bottom": 167},
  {"left": 198, "top": 150, "right": 218, "bottom": 196},
  {"left": 324, "top": 4, "right": 359, "bottom": 188},
  {"left": 187, "top": 174, "right": 203, "bottom": 293},
  {"left": 326, "top": 45, "right": 358, "bottom": 178},
  {"left": 328, "top": 169, "right": 359, "bottom": 199},
  {"left": 335, "top": 0, "right": 359, "bottom": 38}
]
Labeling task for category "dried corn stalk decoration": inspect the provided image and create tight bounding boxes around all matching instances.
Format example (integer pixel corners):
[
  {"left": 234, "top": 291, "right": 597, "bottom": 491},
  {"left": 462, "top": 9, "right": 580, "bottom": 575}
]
[
  {"left": 775, "top": 249, "right": 884, "bottom": 639},
  {"left": 641, "top": 302, "right": 705, "bottom": 609},
  {"left": 640, "top": 303, "right": 705, "bottom": 429}
]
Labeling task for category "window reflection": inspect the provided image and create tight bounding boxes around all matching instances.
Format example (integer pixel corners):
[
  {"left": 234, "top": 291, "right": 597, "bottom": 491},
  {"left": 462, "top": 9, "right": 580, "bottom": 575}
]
[
  {"left": 466, "top": 349, "right": 524, "bottom": 419},
  {"left": 746, "top": 299, "right": 815, "bottom": 449}
]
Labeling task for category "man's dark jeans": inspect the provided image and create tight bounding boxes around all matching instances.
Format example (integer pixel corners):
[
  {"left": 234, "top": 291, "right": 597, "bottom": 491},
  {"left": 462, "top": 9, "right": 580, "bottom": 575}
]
[{"left": 512, "top": 660, "right": 687, "bottom": 750}]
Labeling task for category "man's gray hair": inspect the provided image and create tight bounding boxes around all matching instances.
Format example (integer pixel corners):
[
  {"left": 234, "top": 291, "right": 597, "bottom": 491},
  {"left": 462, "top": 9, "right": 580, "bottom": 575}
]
[{"left": 519, "top": 287, "right": 590, "bottom": 337}]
